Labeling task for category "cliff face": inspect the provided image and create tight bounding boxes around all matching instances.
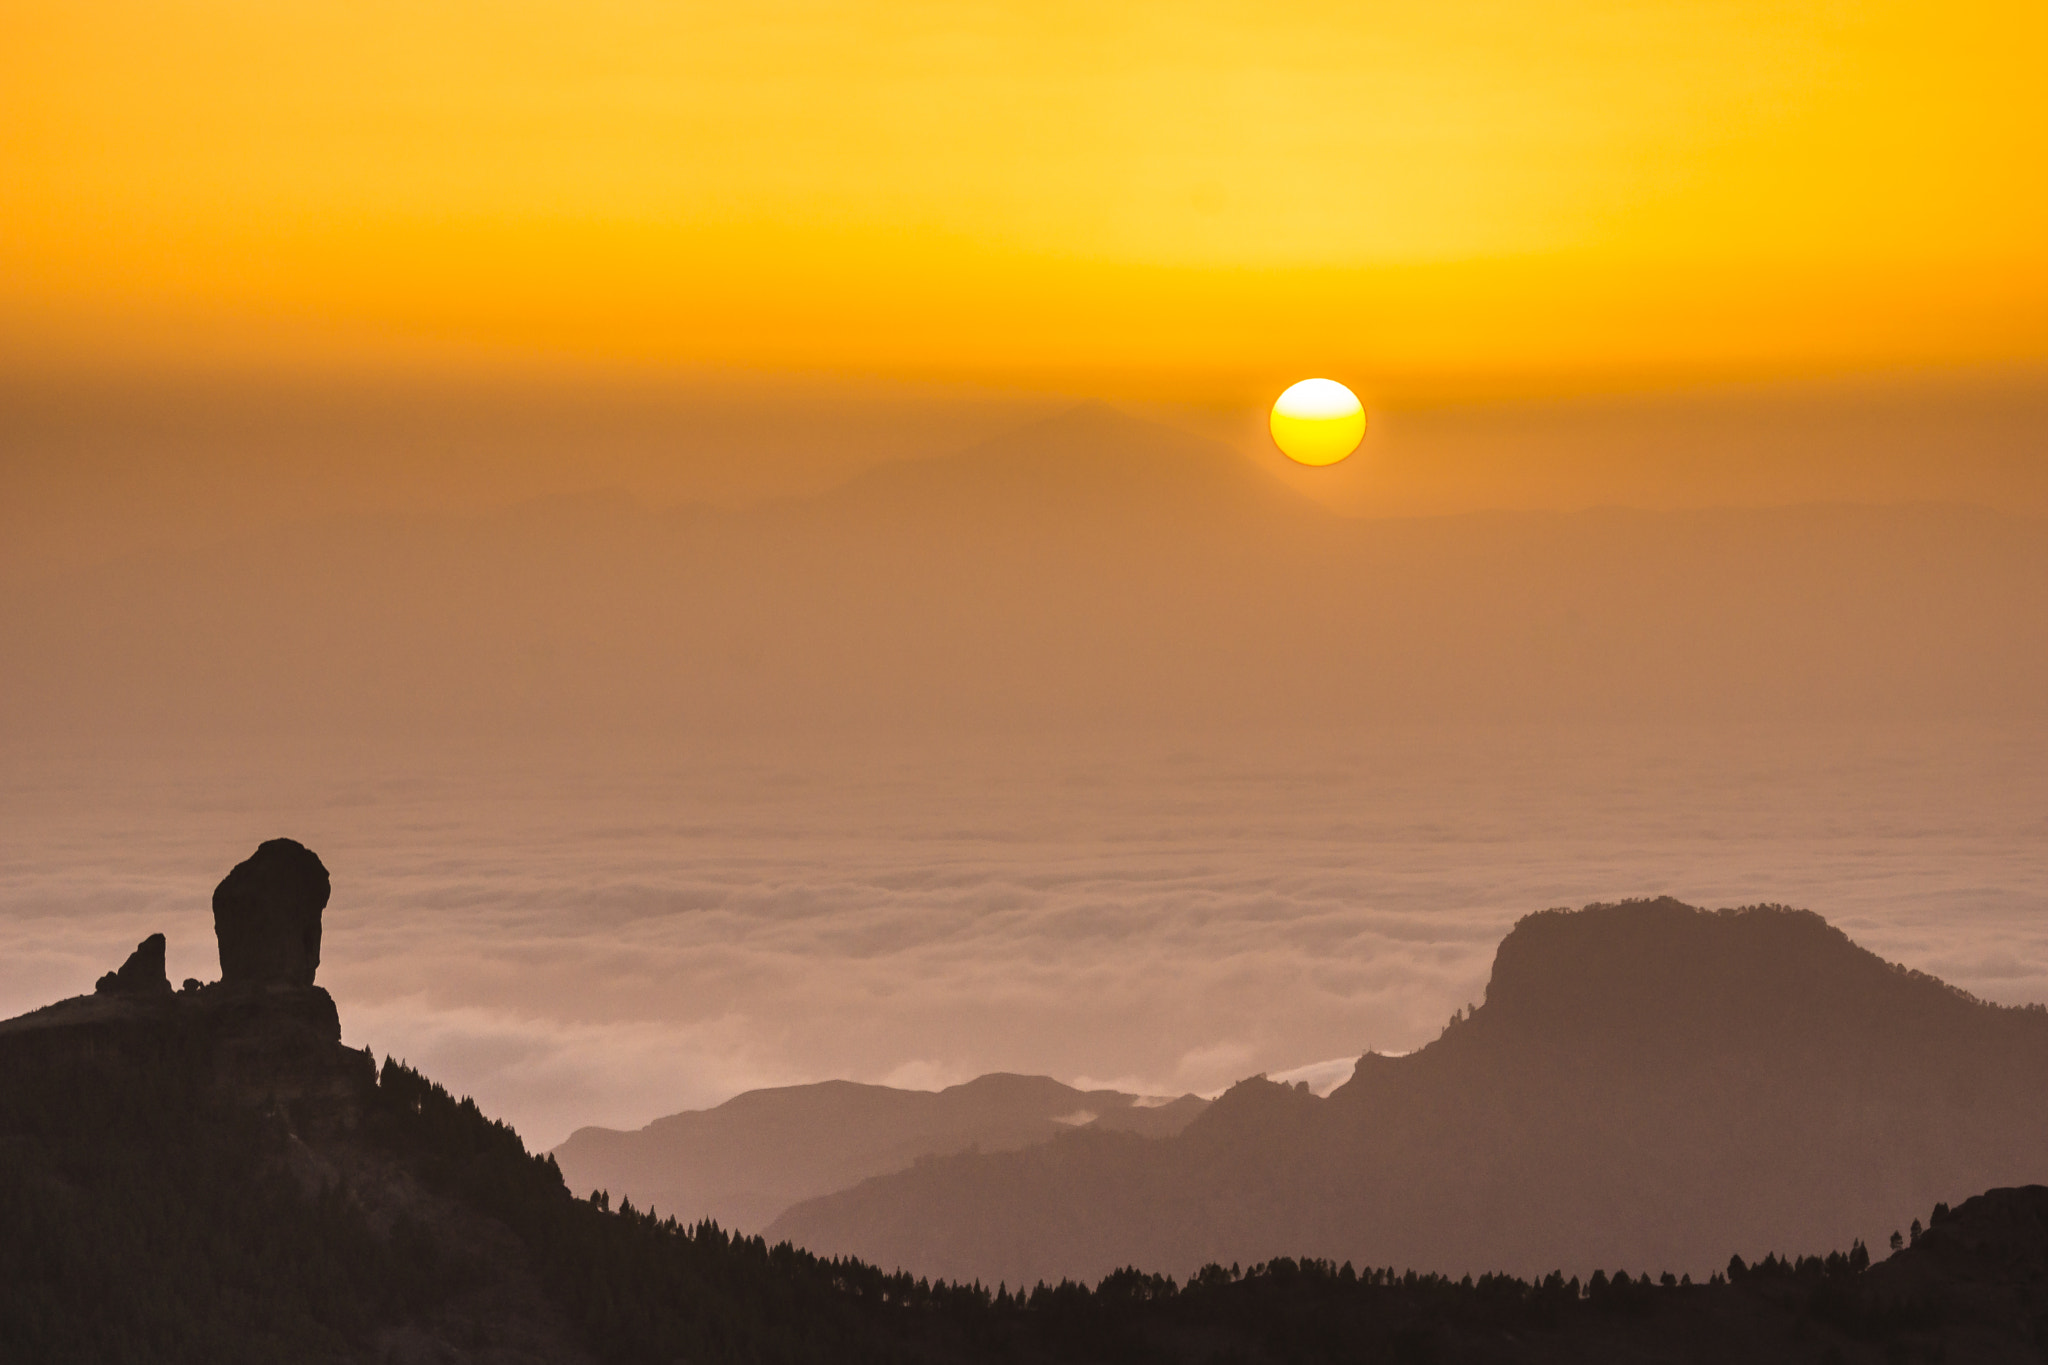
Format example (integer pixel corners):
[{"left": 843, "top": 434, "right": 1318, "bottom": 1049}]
[{"left": 768, "top": 900, "right": 2048, "bottom": 1287}]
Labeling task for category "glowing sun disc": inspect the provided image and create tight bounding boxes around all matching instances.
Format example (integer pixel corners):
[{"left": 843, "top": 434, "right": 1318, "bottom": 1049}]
[{"left": 1270, "top": 378, "right": 1365, "bottom": 466}]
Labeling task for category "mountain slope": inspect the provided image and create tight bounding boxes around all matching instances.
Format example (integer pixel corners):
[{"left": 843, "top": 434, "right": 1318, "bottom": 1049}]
[
  {"left": 8, "top": 868, "right": 2048, "bottom": 1363},
  {"left": 12, "top": 972, "right": 2048, "bottom": 1365},
  {"left": 552, "top": 1073, "right": 1207, "bottom": 1233},
  {"left": 767, "top": 899, "right": 2048, "bottom": 1286}
]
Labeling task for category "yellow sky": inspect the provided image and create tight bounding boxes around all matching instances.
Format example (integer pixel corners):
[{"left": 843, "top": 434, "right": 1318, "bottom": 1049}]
[{"left": 4, "top": 0, "right": 2044, "bottom": 396}]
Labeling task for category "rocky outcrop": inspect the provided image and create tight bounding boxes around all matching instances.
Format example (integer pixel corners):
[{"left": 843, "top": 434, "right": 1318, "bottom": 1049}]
[
  {"left": 95, "top": 932, "right": 172, "bottom": 996},
  {"left": 213, "top": 838, "right": 329, "bottom": 987},
  {"left": 3, "top": 838, "right": 363, "bottom": 1139},
  {"left": 768, "top": 900, "right": 2048, "bottom": 1286}
]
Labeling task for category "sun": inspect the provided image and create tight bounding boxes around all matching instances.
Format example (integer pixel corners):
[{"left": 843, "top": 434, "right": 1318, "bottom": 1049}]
[{"left": 1270, "top": 379, "right": 1366, "bottom": 466}]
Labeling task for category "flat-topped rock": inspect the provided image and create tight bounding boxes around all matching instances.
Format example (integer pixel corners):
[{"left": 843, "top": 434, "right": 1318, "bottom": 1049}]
[{"left": 213, "top": 838, "right": 329, "bottom": 987}]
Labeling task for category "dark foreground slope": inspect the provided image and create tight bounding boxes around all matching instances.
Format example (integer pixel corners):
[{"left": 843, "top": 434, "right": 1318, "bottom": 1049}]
[
  {"left": 770, "top": 900, "right": 2048, "bottom": 1286},
  {"left": 0, "top": 980, "right": 1003, "bottom": 1365},
  {"left": 554, "top": 1074, "right": 1207, "bottom": 1233},
  {"left": 5, "top": 950, "right": 2048, "bottom": 1363}
]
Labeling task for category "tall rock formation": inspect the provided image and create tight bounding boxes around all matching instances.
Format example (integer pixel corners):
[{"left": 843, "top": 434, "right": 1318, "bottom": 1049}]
[
  {"left": 2, "top": 838, "right": 362, "bottom": 1136},
  {"left": 212, "top": 837, "right": 329, "bottom": 987}
]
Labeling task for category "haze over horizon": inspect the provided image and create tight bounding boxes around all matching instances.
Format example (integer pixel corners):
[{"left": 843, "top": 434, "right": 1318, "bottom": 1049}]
[{"left": 6, "top": 401, "right": 2045, "bottom": 1150}]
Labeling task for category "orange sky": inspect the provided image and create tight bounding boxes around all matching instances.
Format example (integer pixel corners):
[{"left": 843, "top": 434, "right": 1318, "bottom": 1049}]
[{"left": 4, "top": 0, "right": 2046, "bottom": 396}]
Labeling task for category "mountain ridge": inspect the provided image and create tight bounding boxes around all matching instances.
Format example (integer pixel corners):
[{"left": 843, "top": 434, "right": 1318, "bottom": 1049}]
[
  {"left": 8, "top": 855, "right": 2048, "bottom": 1362},
  {"left": 552, "top": 1070, "right": 1208, "bottom": 1233},
  {"left": 767, "top": 898, "right": 2048, "bottom": 1286}
]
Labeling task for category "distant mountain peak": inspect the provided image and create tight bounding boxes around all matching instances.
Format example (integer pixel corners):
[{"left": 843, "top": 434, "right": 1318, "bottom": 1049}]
[
  {"left": 817, "top": 402, "right": 1320, "bottom": 522},
  {"left": 770, "top": 900, "right": 2048, "bottom": 1286},
  {"left": 552, "top": 1067, "right": 1211, "bottom": 1234},
  {"left": 1451, "top": 897, "right": 2002, "bottom": 1060}
]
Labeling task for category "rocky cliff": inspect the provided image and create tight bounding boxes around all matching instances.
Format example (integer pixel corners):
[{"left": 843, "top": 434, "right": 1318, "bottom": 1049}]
[{"left": 768, "top": 899, "right": 2048, "bottom": 1286}]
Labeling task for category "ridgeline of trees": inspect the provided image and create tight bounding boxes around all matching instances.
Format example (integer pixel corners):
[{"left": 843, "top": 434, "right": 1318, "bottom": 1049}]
[{"left": 0, "top": 1019, "right": 2023, "bottom": 1364}]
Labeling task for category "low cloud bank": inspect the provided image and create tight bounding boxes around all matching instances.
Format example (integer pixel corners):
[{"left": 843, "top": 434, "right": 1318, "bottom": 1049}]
[{"left": 2, "top": 726, "right": 2043, "bottom": 1148}]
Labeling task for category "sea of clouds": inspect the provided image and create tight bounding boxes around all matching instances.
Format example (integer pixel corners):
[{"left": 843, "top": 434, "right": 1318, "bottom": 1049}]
[{"left": 3, "top": 723, "right": 2043, "bottom": 1150}]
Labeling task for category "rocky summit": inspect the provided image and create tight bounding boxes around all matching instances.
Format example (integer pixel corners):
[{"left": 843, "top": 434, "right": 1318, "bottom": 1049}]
[
  {"left": 213, "top": 836, "right": 330, "bottom": 987},
  {"left": 1, "top": 839, "right": 362, "bottom": 1137}
]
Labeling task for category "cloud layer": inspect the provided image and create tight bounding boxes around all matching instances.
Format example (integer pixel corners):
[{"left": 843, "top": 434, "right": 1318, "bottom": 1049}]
[{"left": 3, "top": 723, "right": 2042, "bottom": 1150}]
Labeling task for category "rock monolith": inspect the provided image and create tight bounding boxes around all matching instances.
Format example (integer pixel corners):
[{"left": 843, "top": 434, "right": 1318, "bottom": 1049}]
[{"left": 212, "top": 838, "right": 329, "bottom": 987}]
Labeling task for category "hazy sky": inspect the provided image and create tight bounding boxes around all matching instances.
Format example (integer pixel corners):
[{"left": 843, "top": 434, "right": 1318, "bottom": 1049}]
[
  {"left": 4, "top": 0, "right": 2045, "bottom": 392},
  {"left": 5, "top": 403, "right": 2044, "bottom": 1150},
  {"left": 6, "top": 373, "right": 2044, "bottom": 587}
]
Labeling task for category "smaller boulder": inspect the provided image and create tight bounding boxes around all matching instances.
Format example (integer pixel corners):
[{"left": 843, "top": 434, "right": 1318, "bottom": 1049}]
[{"left": 95, "top": 933, "right": 173, "bottom": 996}]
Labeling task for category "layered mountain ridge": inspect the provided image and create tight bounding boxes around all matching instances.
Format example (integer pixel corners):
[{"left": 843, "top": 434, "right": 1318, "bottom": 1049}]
[
  {"left": 768, "top": 899, "right": 2048, "bottom": 1286},
  {"left": 7, "top": 848, "right": 2048, "bottom": 1362},
  {"left": 554, "top": 1072, "right": 1207, "bottom": 1234}
]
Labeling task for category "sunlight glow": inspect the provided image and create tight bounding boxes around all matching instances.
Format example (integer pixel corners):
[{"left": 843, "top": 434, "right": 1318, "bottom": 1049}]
[{"left": 1270, "top": 379, "right": 1366, "bottom": 466}]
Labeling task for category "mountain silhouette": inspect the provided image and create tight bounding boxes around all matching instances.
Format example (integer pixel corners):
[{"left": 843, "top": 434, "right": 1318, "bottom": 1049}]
[
  {"left": 766, "top": 899, "right": 2048, "bottom": 1287},
  {"left": 554, "top": 1073, "right": 1207, "bottom": 1233},
  {"left": 9, "top": 852, "right": 2048, "bottom": 1363},
  {"left": 808, "top": 404, "right": 1313, "bottom": 523}
]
